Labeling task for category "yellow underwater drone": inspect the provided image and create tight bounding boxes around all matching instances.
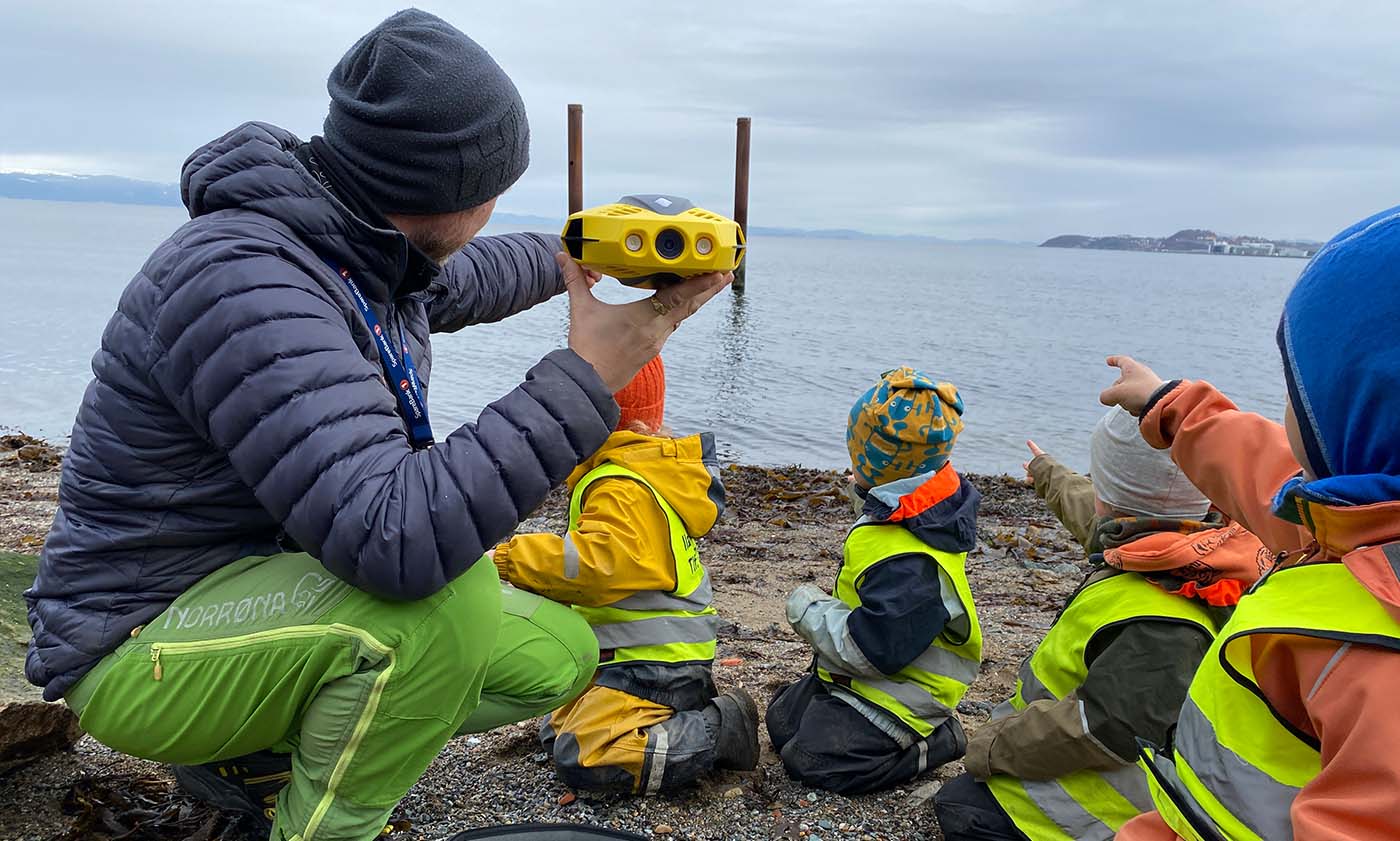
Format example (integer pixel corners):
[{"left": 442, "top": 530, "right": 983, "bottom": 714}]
[{"left": 562, "top": 194, "right": 746, "bottom": 289}]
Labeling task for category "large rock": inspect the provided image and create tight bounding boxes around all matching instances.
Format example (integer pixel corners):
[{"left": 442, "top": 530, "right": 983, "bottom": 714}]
[{"left": 0, "top": 551, "right": 82, "bottom": 775}]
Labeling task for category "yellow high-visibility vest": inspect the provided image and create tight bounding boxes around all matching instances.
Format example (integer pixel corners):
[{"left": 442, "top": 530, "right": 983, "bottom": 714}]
[
  {"left": 816, "top": 522, "right": 982, "bottom": 737},
  {"left": 987, "top": 572, "right": 1217, "bottom": 841},
  {"left": 1142, "top": 559, "right": 1400, "bottom": 841},
  {"left": 569, "top": 463, "right": 717, "bottom": 666}
]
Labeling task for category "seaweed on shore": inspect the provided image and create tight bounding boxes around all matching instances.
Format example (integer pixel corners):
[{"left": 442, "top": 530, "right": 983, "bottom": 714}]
[
  {"left": 718, "top": 464, "right": 849, "bottom": 526},
  {"left": 0, "top": 434, "right": 62, "bottom": 473},
  {"left": 48, "top": 774, "right": 247, "bottom": 841}
]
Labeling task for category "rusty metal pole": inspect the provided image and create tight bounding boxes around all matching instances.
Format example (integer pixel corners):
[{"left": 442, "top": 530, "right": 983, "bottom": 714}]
[
  {"left": 732, "top": 116, "right": 751, "bottom": 293},
  {"left": 568, "top": 104, "right": 584, "bottom": 214}
]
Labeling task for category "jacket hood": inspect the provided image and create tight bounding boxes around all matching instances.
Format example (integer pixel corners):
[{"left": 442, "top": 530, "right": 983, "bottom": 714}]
[
  {"left": 179, "top": 121, "right": 416, "bottom": 302},
  {"left": 1275, "top": 496, "right": 1400, "bottom": 618},
  {"left": 1276, "top": 204, "right": 1400, "bottom": 506},
  {"left": 1346, "top": 542, "right": 1400, "bottom": 620},
  {"left": 1093, "top": 511, "right": 1223, "bottom": 553},
  {"left": 1103, "top": 523, "right": 1273, "bottom": 606},
  {"left": 860, "top": 462, "right": 979, "bottom": 554},
  {"left": 568, "top": 430, "right": 725, "bottom": 538}
]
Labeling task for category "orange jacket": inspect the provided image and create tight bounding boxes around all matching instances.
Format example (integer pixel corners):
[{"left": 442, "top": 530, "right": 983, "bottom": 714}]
[
  {"left": 1118, "top": 380, "right": 1400, "bottom": 841},
  {"left": 493, "top": 430, "right": 722, "bottom": 608}
]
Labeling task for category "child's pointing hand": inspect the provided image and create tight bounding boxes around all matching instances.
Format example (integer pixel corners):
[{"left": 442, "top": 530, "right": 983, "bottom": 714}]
[
  {"left": 1100, "top": 356, "right": 1166, "bottom": 417},
  {"left": 1023, "top": 440, "right": 1046, "bottom": 483}
]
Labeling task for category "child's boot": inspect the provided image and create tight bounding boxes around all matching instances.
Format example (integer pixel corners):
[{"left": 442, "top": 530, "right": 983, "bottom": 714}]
[{"left": 708, "top": 688, "right": 760, "bottom": 771}]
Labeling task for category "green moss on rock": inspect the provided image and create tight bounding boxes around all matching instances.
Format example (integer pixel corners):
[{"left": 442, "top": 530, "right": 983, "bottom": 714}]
[{"left": 0, "top": 552, "right": 38, "bottom": 701}]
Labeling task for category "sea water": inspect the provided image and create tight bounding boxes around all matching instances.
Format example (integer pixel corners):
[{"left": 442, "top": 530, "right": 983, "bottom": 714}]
[{"left": 0, "top": 198, "right": 1299, "bottom": 475}]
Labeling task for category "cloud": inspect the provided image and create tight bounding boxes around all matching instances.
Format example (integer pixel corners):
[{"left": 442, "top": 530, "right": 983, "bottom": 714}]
[{"left": 4, "top": 0, "right": 1400, "bottom": 240}]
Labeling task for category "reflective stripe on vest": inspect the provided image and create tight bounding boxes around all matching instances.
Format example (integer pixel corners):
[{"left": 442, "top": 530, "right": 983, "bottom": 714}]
[
  {"left": 567, "top": 463, "right": 717, "bottom": 666},
  {"left": 1145, "top": 560, "right": 1400, "bottom": 841},
  {"left": 988, "top": 572, "right": 1217, "bottom": 840},
  {"left": 815, "top": 522, "right": 982, "bottom": 737}
]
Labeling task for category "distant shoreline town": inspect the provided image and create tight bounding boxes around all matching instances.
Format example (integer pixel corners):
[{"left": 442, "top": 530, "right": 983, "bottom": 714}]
[{"left": 1041, "top": 228, "right": 1320, "bottom": 258}]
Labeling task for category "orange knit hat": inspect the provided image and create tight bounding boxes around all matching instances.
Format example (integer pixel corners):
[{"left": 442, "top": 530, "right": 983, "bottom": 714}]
[{"left": 615, "top": 356, "right": 666, "bottom": 432}]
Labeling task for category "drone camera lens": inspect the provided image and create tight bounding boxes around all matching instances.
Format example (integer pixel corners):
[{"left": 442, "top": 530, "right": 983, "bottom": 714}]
[{"left": 655, "top": 228, "right": 685, "bottom": 260}]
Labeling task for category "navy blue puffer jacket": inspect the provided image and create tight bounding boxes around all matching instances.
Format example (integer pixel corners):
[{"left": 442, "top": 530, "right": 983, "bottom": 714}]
[{"left": 25, "top": 122, "right": 619, "bottom": 700}]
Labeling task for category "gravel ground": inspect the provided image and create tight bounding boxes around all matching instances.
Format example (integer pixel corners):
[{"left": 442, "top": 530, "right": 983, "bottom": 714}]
[
  {"left": 0, "top": 435, "right": 60, "bottom": 555},
  {"left": 0, "top": 445, "right": 1090, "bottom": 841}
]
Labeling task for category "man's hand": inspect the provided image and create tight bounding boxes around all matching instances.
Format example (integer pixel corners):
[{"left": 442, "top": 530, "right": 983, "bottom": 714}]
[
  {"left": 560, "top": 253, "right": 731, "bottom": 393},
  {"left": 1023, "top": 440, "right": 1046, "bottom": 483},
  {"left": 1099, "top": 355, "right": 1166, "bottom": 417}
]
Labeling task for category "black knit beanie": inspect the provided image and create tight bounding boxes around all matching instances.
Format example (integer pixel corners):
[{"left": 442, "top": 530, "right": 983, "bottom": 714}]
[{"left": 324, "top": 8, "right": 530, "bottom": 215}]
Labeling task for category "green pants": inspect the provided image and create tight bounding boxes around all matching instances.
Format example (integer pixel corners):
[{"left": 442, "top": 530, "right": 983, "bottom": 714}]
[{"left": 66, "top": 553, "right": 598, "bottom": 841}]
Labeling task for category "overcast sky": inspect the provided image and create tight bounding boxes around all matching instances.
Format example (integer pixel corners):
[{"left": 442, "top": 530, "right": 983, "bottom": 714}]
[{"left": 4, "top": 1, "right": 1399, "bottom": 240}]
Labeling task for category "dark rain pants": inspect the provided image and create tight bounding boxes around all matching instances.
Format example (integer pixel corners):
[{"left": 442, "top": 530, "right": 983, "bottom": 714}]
[
  {"left": 765, "top": 674, "right": 965, "bottom": 796},
  {"left": 934, "top": 773, "right": 1032, "bottom": 841}
]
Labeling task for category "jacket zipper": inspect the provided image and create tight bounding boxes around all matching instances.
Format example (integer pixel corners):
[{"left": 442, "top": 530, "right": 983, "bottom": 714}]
[{"left": 147, "top": 624, "right": 392, "bottom": 682}]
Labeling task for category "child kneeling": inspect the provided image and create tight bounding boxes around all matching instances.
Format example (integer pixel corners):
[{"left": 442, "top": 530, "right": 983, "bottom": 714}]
[
  {"left": 767, "top": 368, "right": 982, "bottom": 795},
  {"left": 493, "top": 357, "right": 758, "bottom": 795}
]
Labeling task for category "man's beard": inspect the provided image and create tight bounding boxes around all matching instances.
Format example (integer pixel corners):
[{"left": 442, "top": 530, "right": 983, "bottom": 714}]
[{"left": 412, "top": 232, "right": 465, "bottom": 265}]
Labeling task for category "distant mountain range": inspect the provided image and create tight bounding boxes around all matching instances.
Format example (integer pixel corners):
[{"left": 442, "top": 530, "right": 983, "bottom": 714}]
[
  {"left": 1042, "top": 228, "right": 1322, "bottom": 258},
  {"left": 0, "top": 171, "right": 182, "bottom": 206},
  {"left": 0, "top": 171, "right": 1030, "bottom": 246}
]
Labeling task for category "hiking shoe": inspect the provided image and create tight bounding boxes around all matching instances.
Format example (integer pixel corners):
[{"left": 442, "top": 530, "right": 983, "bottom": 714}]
[
  {"left": 172, "top": 749, "right": 291, "bottom": 835},
  {"left": 709, "top": 688, "right": 760, "bottom": 771}
]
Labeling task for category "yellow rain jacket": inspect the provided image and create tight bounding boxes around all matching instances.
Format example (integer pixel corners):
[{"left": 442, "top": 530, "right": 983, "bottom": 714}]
[{"left": 494, "top": 429, "right": 723, "bottom": 617}]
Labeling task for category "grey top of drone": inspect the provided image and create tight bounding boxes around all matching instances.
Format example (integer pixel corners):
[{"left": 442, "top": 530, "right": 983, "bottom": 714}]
[{"left": 619, "top": 194, "right": 695, "bottom": 215}]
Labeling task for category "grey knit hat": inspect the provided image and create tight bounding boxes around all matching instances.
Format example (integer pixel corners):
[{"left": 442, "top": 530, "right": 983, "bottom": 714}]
[
  {"left": 324, "top": 8, "right": 530, "bottom": 215},
  {"left": 1089, "top": 407, "right": 1211, "bottom": 519}
]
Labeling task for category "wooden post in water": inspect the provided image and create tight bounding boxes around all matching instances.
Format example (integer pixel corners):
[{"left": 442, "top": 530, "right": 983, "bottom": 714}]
[
  {"left": 568, "top": 104, "right": 584, "bottom": 214},
  {"left": 732, "top": 116, "right": 752, "bottom": 293}
]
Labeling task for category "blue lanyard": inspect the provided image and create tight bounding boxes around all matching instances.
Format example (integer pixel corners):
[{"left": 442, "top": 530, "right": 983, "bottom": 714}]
[{"left": 326, "top": 260, "right": 434, "bottom": 449}]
